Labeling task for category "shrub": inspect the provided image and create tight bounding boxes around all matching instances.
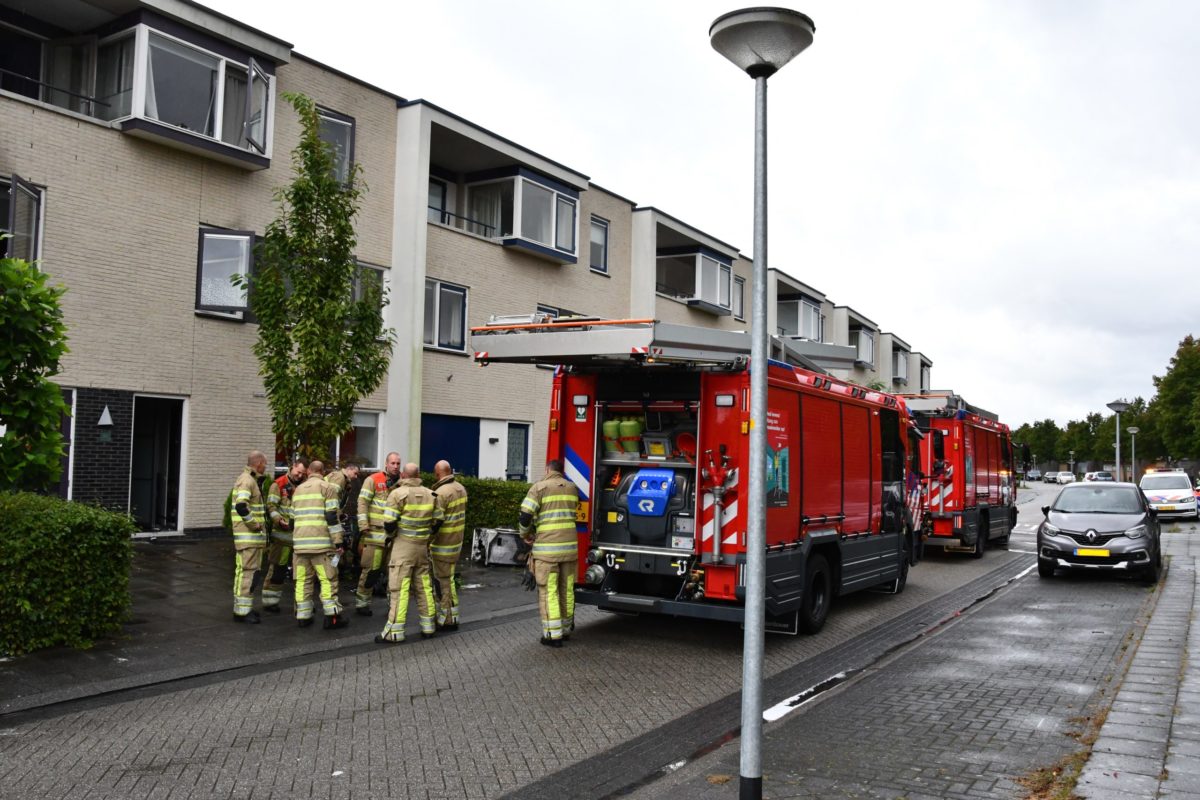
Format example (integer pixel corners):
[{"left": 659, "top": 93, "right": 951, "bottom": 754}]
[
  {"left": 0, "top": 492, "right": 135, "bottom": 655},
  {"left": 422, "top": 473, "right": 531, "bottom": 533}
]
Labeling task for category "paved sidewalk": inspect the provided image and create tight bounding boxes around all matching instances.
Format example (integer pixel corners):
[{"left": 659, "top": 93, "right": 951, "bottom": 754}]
[
  {"left": 0, "top": 537, "right": 535, "bottom": 715},
  {"left": 630, "top": 535, "right": 1176, "bottom": 799},
  {"left": 1077, "top": 532, "right": 1200, "bottom": 799}
]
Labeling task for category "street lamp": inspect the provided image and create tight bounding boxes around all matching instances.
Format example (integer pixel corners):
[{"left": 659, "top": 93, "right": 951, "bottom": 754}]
[
  {"left": 1107, "top": 399, "right": 1130, "bottom": 481},
  {"left": 1127, "top": 426, "right": 1139, "bottom": 482},
  {"left": 710, "top": 9, "right": 814, "bottom": 800}
]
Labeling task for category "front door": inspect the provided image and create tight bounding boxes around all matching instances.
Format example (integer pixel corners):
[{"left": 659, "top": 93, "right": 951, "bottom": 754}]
[
  {"left": 130, "top": 396, "right": 183, "bottom": 531},
  {"left": 506, "top": 423, "right": 529, "bottom": 481}
]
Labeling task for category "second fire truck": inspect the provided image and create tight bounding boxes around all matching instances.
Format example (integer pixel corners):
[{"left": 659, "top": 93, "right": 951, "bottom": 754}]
[
  {"left": 473, "top": 317, "right": 924, "bottom": 634},
  {"left": 899, "top": 392, "right": 1016, "bottom": 557}
]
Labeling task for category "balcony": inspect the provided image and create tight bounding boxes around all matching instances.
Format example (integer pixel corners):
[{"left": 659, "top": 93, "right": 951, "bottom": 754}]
[{"left": 0, "top": 5, "right": 282, "bottom": 170}]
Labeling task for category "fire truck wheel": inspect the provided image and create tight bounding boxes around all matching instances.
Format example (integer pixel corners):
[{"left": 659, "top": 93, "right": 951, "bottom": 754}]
[
  {"left": 971, "top": 522, "right": 987, "bottom": 559},
  {"left": 799, "top": 554, "right": 832, "bottom": 635}
]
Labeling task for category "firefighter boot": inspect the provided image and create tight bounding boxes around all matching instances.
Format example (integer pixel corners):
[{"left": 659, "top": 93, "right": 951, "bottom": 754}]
[
  {"left": 356, "top": 606, "right": 374, "bottom": 617},
  {"left": 539, "top": 636, "right": 563, "bottom": 649},
  {"left": 323, "top": 613, "right": 350, "bottom": 630},
  {"left": 233, "top": 610, "right": 261, "bottom": 624}
]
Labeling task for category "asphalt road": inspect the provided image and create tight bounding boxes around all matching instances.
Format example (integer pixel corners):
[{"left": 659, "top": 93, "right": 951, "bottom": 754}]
[{"left": 1, "top": 481, "right": 1185, "bottom": 800}]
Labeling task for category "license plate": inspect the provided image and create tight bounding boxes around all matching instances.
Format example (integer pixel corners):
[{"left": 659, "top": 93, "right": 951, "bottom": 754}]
[
  {"left": 1075, "top": 548, "right": 1110, "bottom": 557},
  {"left": 1159, "top": 505, "right": 1175, "bottom": 511}
]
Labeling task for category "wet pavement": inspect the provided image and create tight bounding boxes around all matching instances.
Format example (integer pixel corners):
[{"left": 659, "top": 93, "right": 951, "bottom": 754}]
[
  {"left": 0, "top": 538, "right": 535, "bottom": 715},
  {"left": 2, "top": 496, "right": 1198, "bottom": 799}
]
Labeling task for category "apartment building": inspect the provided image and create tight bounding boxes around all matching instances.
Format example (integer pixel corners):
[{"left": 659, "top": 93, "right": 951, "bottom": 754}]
[
  {"left": 2, "top": 0, "right": 936, "bottom": 532},
  {"left": 1, "top": 0, "right": 399, "bottom": 532}
]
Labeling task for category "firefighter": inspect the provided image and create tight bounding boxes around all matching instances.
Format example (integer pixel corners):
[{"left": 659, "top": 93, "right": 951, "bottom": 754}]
[
  {"left": 262, "top": 458, "right": 307, "bottom": 613},
  {"left": 430, "top": 460, "right": 469, "bottom": 631},
  {"left": 519, "top": 460, "right": 580, "bottom": 647},
  {"left": 291, "top": 460, "right": 349, "bottom": 630},
  {"left": 354, "top": 452, "right": 401, "bottom": 615},
  {"left": 375, "top": 463, "right": 443, "bottom": 644},
  {"left": 230, "top": 450, "right": 269, "bottom": 623},
  {"left": 325, "top": 461, "right": 361, "bottom": 581}
]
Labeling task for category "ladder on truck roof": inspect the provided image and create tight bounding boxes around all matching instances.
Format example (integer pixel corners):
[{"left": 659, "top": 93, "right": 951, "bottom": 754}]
[
  {"left": 470, "top": 315, "right": 829, "bottom": 373},
  {"left": 900, "top": 391, "right": 1000, "bottom": 423}
]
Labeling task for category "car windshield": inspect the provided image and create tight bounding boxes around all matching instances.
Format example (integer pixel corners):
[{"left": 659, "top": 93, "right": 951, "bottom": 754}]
[
  {"left": 1054, "top": 486, "right": 1144, "bottom": 514},
  {"left": 1140, "top": 475, "right": 1191, "bottom": 491}
]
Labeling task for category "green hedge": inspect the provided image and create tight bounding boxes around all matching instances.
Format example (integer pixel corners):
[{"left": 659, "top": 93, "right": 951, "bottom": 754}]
[
  {"left": 422, "top": 473, "right": 531, "bottom": 533},
  {"left": 0, "top": 492, "right": 136, "bottom": 655}
]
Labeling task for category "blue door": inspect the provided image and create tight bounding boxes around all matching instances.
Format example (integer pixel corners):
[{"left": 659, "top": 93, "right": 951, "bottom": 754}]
[{"left": 420, "top": 414, "right": 480, "bottom": 477}]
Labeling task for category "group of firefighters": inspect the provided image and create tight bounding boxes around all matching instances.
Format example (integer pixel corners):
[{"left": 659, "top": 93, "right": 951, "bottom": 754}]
[{"left": 228, "top": 450, "right": 580, "bottom": 647}]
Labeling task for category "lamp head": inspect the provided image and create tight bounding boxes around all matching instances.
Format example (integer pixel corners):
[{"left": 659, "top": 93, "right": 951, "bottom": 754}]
[
  {"left": 710, "top": 7, "right": 815, "bottom": 79},
  {"left": 1106, "top": 399, "right": 1131, "bottom": 414},
  {"left": 1127, "top": 426, "right": 1140, "bottom": 435}
]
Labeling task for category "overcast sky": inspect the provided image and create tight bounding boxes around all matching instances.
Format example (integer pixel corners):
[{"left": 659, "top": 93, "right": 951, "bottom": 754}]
[{"left": 203, "top": 0, "right": 1200, "bottom": 429}]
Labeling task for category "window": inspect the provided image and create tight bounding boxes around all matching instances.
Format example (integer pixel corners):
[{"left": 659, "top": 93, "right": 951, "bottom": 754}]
[
  {"left": 424, "top": 278, "right": 467, "bottom": 351},
  {"left": 334, "top": 411, "right": 380, "bottom": 469},
  {"left": 2, "top": 175, "right": 43, "bottom": 263},
  {"left": 589, "top": 217, "right": 609, "bottom": 273},
  {"left": 428, "top": 179, "right": 447, "bottom": 224},
  {"left": 733, "top": 276, "right": 745, "bottom": 320},
  {"left": 318, "top": 108, "right": 355, "bottom": 184},
  {"left": 656, "top": 251, "right": 733, "bottom": 314},
  {"left": 921, "top": 365, "right": 931, "bottom": 392},
  {"left": 354, "top": 263, "right": 386, "bottom": 316},
  {"left": 96, "top": 35, "right": 135, "bottom": 121},
  {"left": 893, "top": 351, "right": 909, "bottom": 383},
  {"left": 196, "top": 229, "right": 253, "bottom": 314},
  {"left": 463, "top": 173, "right": 578, "bottom": 259},
  {"left": 851, "top": 329, "right": 875, "bottom": 366},
  {"left": 800, "top": 301, "right": 823, "bottom": 340}
]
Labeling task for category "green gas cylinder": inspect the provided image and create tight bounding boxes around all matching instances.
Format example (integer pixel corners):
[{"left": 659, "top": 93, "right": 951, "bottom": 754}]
[
  {"left": 618, "top": 417, "right": 642, "bottom": 453},
  {"left": 602, "top": 419, "right": 622, "bottom": 453}
]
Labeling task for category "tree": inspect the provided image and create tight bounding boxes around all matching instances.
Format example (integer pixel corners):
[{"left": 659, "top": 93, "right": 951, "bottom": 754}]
[
  {"left": 0, "top": 253, "right": 69, "bottom": 492},
  {"left": 1149, "top": 335, "right": 1200, "bottom": 459},
  {"left": 237, "top": 92, "right": 395, "bottom": 462}
]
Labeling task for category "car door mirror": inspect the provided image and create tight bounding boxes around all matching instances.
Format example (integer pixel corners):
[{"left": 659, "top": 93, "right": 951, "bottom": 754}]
[
  {"left": 932, "top": 431, "right": 945, "bottom": 461},
  {"left": 1041, "top": 505, "right": 1050, "bottom": 517}
]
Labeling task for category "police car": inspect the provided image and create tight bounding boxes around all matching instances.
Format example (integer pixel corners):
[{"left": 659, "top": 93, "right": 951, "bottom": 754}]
[{"left": 1138, "top": 469, "right": 1199, "bottom": 520}]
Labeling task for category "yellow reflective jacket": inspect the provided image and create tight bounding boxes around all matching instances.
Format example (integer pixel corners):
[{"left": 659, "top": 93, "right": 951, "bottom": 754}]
[
  {"left": 291, "top": 476, "right": 343, "bottom": 552},
  {"left": 383, "top": 477, "right": 443, "bottom": 542},
  {"left": 430, "top": 475, "right": 469, "bottom": 561},
  {"left": 230, "top": 467, "right": 266, "bottom": 549},
  {"left": 520, "top": 471, "right": 579, "bottom": 563}
]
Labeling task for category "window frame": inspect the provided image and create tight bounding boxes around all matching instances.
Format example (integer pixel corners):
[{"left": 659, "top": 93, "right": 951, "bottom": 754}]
[
  {"left": 424, "top": 277, "right": 469, "bottom": 353},
  {"left": 195, "top": 227, "right": 255, "bottom": 319},
  {"left": 316, "top": 106, "right": 355, "bottom": 184},
  {"left": 462, "top": 173, "right": 579, "bottom": 259},
  {"left": 655, "top": 250, "right": 733, "bottom": 314},
  {"left": 852, "top": 328, "right": 875, "bottom": 366},
  {"left": 733, "top": 276, "right": 745, "bottom": 321},
  {"left": 136, "top": 25, "right": 273, "bottom": 158},
  {"left": 428, "top": 177, "right": 448, "bottom": 224},
  {"left": 589, "top": 215, "right": 610, "bottom": 274},
  {"left": 3, "top": 173, "right": 44, "bottom": 263},
  {"left": 893, "top": 350, "right": 909, "bottom": 383}
]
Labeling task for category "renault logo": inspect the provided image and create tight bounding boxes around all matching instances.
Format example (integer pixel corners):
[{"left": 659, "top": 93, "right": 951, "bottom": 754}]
[{"left": 1086, "top": 529, "right": 1098, "bottom": 543}]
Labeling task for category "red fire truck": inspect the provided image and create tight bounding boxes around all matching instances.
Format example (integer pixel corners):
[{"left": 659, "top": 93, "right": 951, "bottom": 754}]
[
  {"left": 898, "top": 392, "right": 1016, "bottom": 557},
  {"left": 473, "top": 318, "right": 923, "bottom": 634}
]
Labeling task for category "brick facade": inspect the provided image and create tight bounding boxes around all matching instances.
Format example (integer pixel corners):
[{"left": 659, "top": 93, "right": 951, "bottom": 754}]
[{"left": 71, "top": 388, "right": 134, "bottom": 512}]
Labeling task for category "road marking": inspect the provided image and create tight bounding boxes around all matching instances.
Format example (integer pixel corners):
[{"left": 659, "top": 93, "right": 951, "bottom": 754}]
[
  {"left": 763, "top": 671, "right": 850, "bottom": 722},
  {"left": 1009, "top": 549, "right": 1037, "bottom": 555}
]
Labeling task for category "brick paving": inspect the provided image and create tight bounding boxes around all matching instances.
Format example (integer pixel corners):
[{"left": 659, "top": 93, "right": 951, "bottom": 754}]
[
  {"left": 0, "top": 541, "right": 1029, "bottom": 799},
  {"left": 630, "top": 528, "right": 1161, "bottom": 799}
]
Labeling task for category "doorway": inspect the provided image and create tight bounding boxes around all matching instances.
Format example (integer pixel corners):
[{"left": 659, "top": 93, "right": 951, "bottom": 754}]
[
  {"left": 130, "top": 396, "right": 184, "bottom": 532},
  {"left": 506, "top": 423, "right": 529, "bottom": 481}
]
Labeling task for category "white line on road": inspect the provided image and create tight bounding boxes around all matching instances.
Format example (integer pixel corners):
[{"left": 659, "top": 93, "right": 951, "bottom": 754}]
[{"left": 763, "top": 672, "right": 850, "bottom": 722}]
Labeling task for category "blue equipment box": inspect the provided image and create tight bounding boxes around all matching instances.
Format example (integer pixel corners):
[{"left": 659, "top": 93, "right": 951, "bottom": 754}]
[{"left": 628, "top": 469, "right": 676, "bottom": 517}]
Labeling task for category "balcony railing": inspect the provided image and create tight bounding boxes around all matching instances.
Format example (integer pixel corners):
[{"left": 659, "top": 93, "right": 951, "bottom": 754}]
[
  {"left": 0, "top": 68, "right": 110, "bottom": 117},
  {"left": 427, "top": 207, "right": 496, "bottom": 238}
]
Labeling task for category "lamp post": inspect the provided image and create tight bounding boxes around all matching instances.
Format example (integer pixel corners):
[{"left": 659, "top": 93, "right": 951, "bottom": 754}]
[
  {"left": 1107, "top": 399, "right": 1130, "bottom": 481},
  {"left": 1069, "top": 450, "right": 1075, "bottom": 477},
  {"left": 1127, "top": 426, "right": 1139, "bottom": 482},
  {"left": 710, "top": 9, "right": 814, "bottom": 800}
]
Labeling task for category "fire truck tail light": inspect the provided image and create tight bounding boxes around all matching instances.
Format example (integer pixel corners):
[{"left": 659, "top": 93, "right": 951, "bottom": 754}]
[{"left": 715, "top": 394, "right": 735, "bottom": 407}]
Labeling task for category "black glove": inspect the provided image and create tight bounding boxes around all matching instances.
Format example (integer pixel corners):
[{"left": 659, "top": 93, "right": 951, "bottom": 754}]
[{"left": 521, "top": 569, "right": 537, "bottom": 592}]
